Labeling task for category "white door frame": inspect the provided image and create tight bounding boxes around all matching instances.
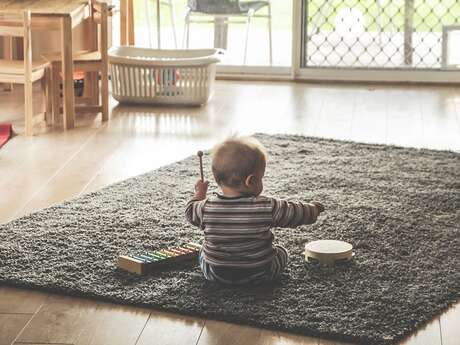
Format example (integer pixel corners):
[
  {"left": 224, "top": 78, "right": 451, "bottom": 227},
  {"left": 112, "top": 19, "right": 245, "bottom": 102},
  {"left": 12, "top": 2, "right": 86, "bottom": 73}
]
[{"left": 291, "top": 0, "right": 460, "bottom": 84}]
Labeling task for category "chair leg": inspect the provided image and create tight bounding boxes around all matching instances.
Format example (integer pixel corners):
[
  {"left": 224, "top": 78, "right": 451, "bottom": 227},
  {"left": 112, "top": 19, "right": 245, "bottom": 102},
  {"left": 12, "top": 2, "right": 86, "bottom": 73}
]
[
  {"left": 156, "top": 0, "right": 161, "bottom": 48},
  {"left": 89, "top": 72, "right": 99, "bottom": 105},
  {"left": 144, "top": 0, "right": 153, "bottom": 48},
  {"left": 94, "top": 72, "right": 100, "bottom": 106},
  {"left": 267, "top": 3, "right": 273, "bottom": 65},
  {"left": 101, "top": 69, "right": 109, "bottom": 121},
  {"left": 43, "top": 68, "right": 53, "bottom": 126},
  {"left": 186, "top": 20, "right": 191, "bottom": 49},
  {"left": 169, "top": 0, "right": 178, "bottom": 48},
  {"left": 83, "top": 74, "right": 90, "bottom": 100},
  {"left": 24, "top": 80, "right": 34, "bottom": 136},
  {"left": 243, "top": 11, "right": 254, "bottom": 65},
  {"left": 51, "top": 64, "right": 61, "bottom": 126},
  {"left": 183, "top": 8, "right": 191, "bottom": 48}
]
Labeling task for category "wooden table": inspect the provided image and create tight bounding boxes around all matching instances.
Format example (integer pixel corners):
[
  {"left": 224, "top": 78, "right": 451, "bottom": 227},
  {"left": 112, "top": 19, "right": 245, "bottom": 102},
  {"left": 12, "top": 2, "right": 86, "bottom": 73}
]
[{"left": 0, "top": 0, "right": 91, "bottom": 130}]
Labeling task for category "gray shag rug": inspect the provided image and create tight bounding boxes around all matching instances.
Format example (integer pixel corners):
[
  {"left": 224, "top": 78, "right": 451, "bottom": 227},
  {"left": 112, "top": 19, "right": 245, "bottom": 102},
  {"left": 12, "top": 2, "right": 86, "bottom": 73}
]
[{"left": 1, "top": 134, "right": 459, "bottom": 344}]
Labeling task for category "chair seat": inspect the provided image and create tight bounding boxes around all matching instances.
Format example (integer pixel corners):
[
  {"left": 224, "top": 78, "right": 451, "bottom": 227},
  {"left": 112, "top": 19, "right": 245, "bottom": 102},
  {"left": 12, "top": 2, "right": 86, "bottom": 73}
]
[
  {"left": 0, "top": 59, "right": 48, "bottom": 74},
  {"left": 190, "top": 1, "right": 269, "bottom": 15},
  {"left": 0, "top": 59, "right": 48, "bottom": 83},
  {"left": 238, "top": 1, "right": 269, "bottom": 14},
  {"left": 42, "top": 50, "right": 102, "bottom": 64}
]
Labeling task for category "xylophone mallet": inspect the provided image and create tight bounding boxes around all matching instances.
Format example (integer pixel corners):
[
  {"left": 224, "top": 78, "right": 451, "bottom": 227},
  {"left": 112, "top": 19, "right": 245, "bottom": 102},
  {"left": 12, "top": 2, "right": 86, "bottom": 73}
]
[{"left": 197, "top": 150, "right": 204, "bottom": 182}]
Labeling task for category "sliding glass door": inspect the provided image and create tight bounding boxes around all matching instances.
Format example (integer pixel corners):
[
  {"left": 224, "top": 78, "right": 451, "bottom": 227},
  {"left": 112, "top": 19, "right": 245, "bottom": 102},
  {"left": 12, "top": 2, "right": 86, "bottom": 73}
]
[
  {"left": 296, "top": 0, "right": 460, "bottom": 81},
  {"left": 110, "top": 1, "right": 459, "bottom": 81}
]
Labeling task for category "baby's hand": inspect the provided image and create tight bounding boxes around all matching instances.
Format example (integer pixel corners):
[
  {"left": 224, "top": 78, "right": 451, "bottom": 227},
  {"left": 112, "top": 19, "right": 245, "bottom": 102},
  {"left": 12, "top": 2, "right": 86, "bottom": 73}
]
[
  {"left": 311, "top": 201, "right": 325, "bottom": 213},
  {"left": 194, "top": 180, "right": 209, "bottom": 200}
]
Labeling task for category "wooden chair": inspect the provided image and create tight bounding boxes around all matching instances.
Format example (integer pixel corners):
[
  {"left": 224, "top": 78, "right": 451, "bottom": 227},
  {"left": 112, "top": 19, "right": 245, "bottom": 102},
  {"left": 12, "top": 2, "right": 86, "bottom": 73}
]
[
  {"left": 0, "top": 11, "right": 51, "bottom": 136},
  {"left": 42, "top": 0, "right": 109, "bottom": 125},
  {"left": 183, "top": 0, "right": 273, "bottom": 65}
]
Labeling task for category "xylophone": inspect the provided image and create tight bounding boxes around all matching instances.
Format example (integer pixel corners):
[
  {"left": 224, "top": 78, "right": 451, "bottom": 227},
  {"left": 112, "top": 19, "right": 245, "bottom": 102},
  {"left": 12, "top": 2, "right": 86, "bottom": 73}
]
[{"left": 118, "top": 242, "right": 202, "bottom": 275}]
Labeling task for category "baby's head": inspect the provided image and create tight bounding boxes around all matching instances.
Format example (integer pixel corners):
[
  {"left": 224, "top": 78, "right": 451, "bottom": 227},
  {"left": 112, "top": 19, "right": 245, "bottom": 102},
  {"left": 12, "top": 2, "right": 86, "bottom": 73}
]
[{"left": 211, "top": 137, "right": 267, "bottom": 196}]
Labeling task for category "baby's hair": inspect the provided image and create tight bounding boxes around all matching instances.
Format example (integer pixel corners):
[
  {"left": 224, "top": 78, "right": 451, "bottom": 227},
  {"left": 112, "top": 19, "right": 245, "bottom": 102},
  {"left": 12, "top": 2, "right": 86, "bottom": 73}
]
[{"left": 211, "top": 136, "right": 267, "bottom": 188}]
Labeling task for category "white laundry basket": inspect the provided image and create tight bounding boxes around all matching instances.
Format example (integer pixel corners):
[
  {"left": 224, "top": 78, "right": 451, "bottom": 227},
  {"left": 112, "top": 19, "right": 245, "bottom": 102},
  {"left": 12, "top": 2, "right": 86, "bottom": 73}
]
[{"left": 108, "top": 47, "right": 223, "bottom": 106}]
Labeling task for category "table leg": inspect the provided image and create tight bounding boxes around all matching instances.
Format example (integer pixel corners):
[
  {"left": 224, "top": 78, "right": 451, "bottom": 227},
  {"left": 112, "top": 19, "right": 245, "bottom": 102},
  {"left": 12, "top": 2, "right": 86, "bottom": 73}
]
[{"left": 61, "top": 15, "right": 75, "bottom": 130}]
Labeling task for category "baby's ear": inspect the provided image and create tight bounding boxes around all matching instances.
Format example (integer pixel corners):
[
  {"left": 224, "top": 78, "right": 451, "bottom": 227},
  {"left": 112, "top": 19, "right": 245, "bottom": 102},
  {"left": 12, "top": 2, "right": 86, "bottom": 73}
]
[{"left": 244, "top": 174, "right": 254, "bottom": 187}]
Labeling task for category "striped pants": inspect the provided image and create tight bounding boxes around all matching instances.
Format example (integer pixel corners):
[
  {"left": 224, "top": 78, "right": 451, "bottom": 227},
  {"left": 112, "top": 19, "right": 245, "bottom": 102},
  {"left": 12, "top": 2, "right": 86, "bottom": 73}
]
[{"left": 199, "top": 245, "right": 289, "bottom": 286}]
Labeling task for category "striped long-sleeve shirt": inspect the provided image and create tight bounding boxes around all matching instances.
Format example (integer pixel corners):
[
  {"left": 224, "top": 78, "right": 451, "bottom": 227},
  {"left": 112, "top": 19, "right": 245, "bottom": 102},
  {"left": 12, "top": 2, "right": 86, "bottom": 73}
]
[{"left": 185, "top": 193, "right": 320, "bottom": 268}]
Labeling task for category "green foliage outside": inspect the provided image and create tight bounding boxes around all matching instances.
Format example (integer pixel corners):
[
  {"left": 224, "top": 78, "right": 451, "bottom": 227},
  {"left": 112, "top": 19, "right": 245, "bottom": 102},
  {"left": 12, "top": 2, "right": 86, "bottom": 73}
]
[{"left": 308, "top": 0, "right": 460, "bottom": 32}]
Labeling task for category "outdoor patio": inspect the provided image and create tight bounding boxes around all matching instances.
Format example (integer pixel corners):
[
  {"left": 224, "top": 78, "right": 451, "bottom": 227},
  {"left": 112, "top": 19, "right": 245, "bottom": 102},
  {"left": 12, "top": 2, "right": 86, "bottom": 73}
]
[{"left": 111, "top": 0, "right": 459, "bottom": 69}]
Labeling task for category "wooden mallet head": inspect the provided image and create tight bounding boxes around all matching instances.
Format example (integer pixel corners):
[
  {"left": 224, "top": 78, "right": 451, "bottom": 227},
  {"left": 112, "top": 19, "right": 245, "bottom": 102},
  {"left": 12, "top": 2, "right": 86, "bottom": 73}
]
[{"left": 197, "top": 151, "right": 204, "bottom": 181}]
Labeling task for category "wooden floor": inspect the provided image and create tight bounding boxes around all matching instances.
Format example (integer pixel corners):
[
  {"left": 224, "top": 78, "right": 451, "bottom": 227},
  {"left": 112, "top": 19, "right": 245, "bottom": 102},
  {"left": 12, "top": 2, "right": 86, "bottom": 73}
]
[{"left": 0, "top": 81, "right": 459, "bottom": 345}]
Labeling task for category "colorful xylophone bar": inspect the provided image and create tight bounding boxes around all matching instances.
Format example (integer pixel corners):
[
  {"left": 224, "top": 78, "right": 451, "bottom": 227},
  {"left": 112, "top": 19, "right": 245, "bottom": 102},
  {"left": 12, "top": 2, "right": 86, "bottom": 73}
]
[{"left": 117, "top": 242, "right": 202, "bottom": 275}]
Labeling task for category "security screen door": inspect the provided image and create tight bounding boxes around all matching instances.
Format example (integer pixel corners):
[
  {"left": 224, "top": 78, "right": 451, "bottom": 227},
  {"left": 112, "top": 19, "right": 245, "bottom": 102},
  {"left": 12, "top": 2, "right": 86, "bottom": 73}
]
[{"left": 301, "top": 0, "right": 460, "bottom": 72}]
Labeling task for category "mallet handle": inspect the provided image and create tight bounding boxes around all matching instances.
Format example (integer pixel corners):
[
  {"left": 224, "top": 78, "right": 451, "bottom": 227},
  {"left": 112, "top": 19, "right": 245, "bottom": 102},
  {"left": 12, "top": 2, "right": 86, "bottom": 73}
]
[{"left": 197, "top": 151, "right": 204, "bottom": 182}]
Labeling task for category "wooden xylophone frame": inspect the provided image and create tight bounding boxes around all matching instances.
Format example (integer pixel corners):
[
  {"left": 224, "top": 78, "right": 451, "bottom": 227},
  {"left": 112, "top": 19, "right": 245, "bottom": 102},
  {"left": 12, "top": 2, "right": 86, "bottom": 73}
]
[{"left": 118, "top": 242, "right": 202, "bottom": 275}]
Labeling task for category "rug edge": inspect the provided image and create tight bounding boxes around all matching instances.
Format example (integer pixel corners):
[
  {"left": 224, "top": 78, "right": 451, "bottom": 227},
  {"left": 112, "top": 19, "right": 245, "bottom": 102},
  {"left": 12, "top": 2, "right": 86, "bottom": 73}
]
[{"left": 3, "top": 279, "right": 458, "bottom": 345}]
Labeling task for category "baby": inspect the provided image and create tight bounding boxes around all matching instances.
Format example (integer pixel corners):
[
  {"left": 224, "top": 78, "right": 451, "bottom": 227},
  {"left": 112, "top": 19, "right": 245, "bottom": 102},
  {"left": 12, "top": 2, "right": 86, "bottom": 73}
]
[{"left": 185, "top": 137, "right": 324, "bottom": 285}]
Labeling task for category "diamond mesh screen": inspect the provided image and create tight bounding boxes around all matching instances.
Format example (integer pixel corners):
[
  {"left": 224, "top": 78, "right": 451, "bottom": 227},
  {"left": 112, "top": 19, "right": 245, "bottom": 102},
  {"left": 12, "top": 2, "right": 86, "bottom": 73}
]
[{"left": 302, "top": 0, "right": 460, "bottom": 69}]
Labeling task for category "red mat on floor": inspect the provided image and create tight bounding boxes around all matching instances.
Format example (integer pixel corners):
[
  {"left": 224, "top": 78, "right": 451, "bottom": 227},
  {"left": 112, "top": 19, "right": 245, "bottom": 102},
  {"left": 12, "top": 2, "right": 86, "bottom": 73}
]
[{"left": 0, "top": 123, "right": 12, "bottom": 149}]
